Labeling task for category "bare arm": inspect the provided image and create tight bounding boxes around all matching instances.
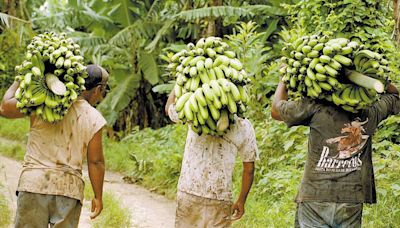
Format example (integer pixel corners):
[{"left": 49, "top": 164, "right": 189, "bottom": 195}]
[
  {"left": 87, "top": 128, "right": 105, "bottom": 219},
  {"left": 231, "top": 162, "right": 255, "bottom": 221},
  {"left": 387, "top": 83, "right": 399, "bottom": 95},
  {"left": 271, "top": 81, "right": 288, "bottom": 121},
  {"left": 165, "top": 89, "right": 176, "bottom": 114},
  {"left": 0, "top": 81, "right": 25, "bottom": 118}
]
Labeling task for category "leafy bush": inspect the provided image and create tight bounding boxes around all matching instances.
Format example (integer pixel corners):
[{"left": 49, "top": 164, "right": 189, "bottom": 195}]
[
  {"left": 104, "top": 124, "right": 186, "bottom": 198},
  {"left": 0, "top": 29, "right": 32, "bottom": 98}
]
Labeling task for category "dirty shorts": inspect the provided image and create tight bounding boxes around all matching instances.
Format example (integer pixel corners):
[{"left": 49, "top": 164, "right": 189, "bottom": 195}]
[
  {"left": 295, "top": 202, "right": 363, "bottom": 228},
  {"left": 15, "top": 191, "right": 82, "bottom": 228},
  {"left": 175, "top": 191, "right": 232, "bottom": 228}
]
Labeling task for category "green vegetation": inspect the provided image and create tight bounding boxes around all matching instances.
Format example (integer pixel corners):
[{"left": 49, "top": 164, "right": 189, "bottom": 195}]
[
  {"left": 0, "top": 118, "right": 29, "bottom": 142},
  {"left": 1, "top": 0, "right": 399, "bottom": 227},
  {"left": 84, "top": 181, "right": 131, "bottom": 228},
  {"left": 0, "top": 186, "right": 12, "bottom": 227}
]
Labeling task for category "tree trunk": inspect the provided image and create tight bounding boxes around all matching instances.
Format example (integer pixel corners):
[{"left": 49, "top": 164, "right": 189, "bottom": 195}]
[{"left": 205, "top": 0, "right": 223, "bottom": 37}]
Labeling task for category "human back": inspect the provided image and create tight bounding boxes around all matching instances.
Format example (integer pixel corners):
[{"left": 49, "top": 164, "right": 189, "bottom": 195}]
[
  {"left": 18, "top": 98, "right": 105, "bottom": 202},
  {"left": 179, "top": 117, "right": 258, "bottom": 201},
  {"left": 277, "top": 93, "right": 400, "bottom": 203}
]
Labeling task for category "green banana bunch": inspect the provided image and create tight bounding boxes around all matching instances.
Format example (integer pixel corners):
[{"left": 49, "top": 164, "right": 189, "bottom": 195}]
[
  {"left": 353, "top": 49, "right": 390, "bottom": 85},
  {"left": 167, "top": 37, "right": 251, "bottom": 135},
  {"left": 14, "top": 31, "right": 88, "bottom": 123},
  {"left": 281, "top": 34, "right": 390, "bottom": 113},
  {"left": 331, "top": 84, "right": 378, "bottom": 113}
]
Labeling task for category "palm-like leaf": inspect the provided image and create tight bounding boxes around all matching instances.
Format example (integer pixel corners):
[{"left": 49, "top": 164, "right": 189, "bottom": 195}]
[
  {"left": 69, "top": 32, "right": 107, "bottom": 47},
  {"left": 174, "top": 6, "right": 253, "bottom": 21},
  {"left": 32, "top": 3, "right": 112, "bottom": 30},
  {"left": 145, "top": 19, "right": 175, "bottom": 52},
  {"left": 0, "top": 13, "right": 29, "bottom": 28},
  {"left": 243, "top": 5, "right": 288, "bottom": 16},
  {"left": 109, "top": 20, "right": 147, "bottom": 47}
]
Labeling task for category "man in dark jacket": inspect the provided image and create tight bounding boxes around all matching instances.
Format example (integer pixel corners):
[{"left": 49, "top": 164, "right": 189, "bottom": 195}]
[{"left": 271, "top": 80, "right": 399, "bottom": 227}]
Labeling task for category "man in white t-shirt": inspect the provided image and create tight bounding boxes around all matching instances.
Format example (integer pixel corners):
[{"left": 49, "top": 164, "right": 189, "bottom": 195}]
[
  {"left": 166, "top": 90, "right": 258, "bottom": 228},
  {"left": 0, "top": 65, "right": 109, "bottom": 227}
]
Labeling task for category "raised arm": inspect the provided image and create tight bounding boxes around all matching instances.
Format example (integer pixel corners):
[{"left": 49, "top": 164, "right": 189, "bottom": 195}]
[
  {"left": 231, "top": 162, "right": 255, "bottom": 221},
  {"left": 165, "top": 89, "right": 176, "bottom": 114},
  {"left": 271, "top": 81, "right": 288, "bottom": 121},
  {"left": 87, "top": 128, "right": 105, "bottom": 219},
  {"left": 0, "top": 81, "right": 25, "bottom": 118}
]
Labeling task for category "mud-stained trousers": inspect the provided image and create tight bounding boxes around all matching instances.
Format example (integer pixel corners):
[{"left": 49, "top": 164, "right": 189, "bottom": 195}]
[
  {"left": 15, "top": 191, "right": 82, "bottom": 228},
  {"left": 175, "top": 191, "right": 232, "bottom": 228}
]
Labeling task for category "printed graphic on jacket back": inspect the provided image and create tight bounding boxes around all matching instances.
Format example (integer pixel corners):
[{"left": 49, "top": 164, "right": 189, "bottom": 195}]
[{"left": 316, "top": 118, "right": 369, "bottom": 172}]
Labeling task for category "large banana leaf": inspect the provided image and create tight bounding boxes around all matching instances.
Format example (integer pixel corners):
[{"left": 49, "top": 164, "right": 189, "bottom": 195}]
[
  {"left": 109, "top": 20, "right": 147, "bottom": 47},
  {"left": 98, "top": 72, "right": 141, "bottom": 126},
  {"left": 138, "top": 51, "right": 159, "bottom": 85},
  {"left": 174, "top": 6, "right": 253, "bottom": 21},
  {"left": 244, "top": 5, "right": 288, "bottom": 16},
  {"left": 145, "top": 19, "right": 175, "bottom": 52},
  {"left": 107, "top": 0, "right": 136, "bottom": 27}
]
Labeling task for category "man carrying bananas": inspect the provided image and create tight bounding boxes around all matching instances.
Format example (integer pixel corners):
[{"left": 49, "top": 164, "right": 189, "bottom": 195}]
[
  {"left": 0, "top": 64, "right": 109, "bottom": 227},
  {"left": 271, "top": 80, "right": 399, "bottom": 227},
  {"left": 165, "top": 90, "right": 258, "bottom": 228}
]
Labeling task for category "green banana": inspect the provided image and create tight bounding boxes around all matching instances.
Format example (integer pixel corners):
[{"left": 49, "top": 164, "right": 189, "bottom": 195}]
[
  {"left": 309, "top": 58, "right": 320, "bottom": 69},
  {"left": 199, "top": 71, "right": 210, "bottom": 84},
  {"left": 205, "top": 58, "right": 213, "bottom": 69},
  {"left": 230, "top": 59, "right": 243, "bottom": 71},
  {"left": 209, "top": 80, "right": 222, "bottom": 97},
  {"left": 333, "top": 55, "right": 352, "bottom": 66},
  {"left": 189, "top": 94, "right": 199, "bottom": 113},
  {"left": 202, "top": 83, "right": 214, "bottom": 101},
  {"left": 226, "top": 93, "right": 237, "bottom": 114},
  {"left": 324, "top": 65, "right": 338, "bottom": 77},
  {"left": 208, "top": 103, "right": 220, "bottom": 120},
  {"left": 190, "top": 76, "right": 200, "bottom": 91},
  {"left": 197, "top": 112, "right": 205, "bottom": 125},
  {"left": 229, "top": 82, "right": 241, "bottom": 101},
  {"left": 214, "top": 67, "right": 225, "bottom": 79},
  {"left": 315, "top": 73, "right": 327, "bottom": 81},
  {"left": 206, "top": 117, "right": 217, "bottom": 130},
  {"left": 216, "top": 110, "right": 229, "bottom": 132},
  {"left": 194, "top": 88, "right": 207, "bottom": 106},
  {"left": 184, "top": 101, "right": 194, "bottom": 121},
  {"left": 175, "top": 92, "right": 192, "bottom": 112},
  {"left": 315, "top": 64, "right": 327, "bottom": 74}
]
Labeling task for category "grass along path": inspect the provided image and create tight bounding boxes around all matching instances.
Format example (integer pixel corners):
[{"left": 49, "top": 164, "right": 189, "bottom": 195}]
[{"left": 0, "top": 153, "right": 175, "bottom": 228}]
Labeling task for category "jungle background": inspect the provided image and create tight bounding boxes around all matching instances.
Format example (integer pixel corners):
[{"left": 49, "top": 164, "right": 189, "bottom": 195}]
[{"left": 0, "top": 0, "right": 400, "bottom": 227}]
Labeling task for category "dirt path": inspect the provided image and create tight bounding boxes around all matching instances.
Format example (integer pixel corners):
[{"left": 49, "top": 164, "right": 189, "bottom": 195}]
[{"left": 0, "top": 155, "right": 176, "bottom": 228}]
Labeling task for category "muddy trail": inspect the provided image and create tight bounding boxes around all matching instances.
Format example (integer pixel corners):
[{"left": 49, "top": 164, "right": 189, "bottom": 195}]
[{"left": 0, "top": 154, "right": 176, "bottom": 228}]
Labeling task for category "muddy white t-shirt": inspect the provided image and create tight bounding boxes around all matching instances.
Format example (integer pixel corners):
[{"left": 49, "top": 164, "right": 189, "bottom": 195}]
[
  {"left": 17, "top": 99, "right": 106, "bottom": 202},
  {"left": 277, "top": 94, "right": 400, "bottom": 203},
  {"left": 176, "top": 116, "right": 258, "bottom": 202}
]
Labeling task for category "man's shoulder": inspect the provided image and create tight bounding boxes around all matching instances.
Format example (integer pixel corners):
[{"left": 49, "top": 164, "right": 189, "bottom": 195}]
[
  {"left": 73, "top": 100, "right": 104, "bottom": 117},
  {"left": 235, "top": 117, "right": 255, "bottom": 129}
]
